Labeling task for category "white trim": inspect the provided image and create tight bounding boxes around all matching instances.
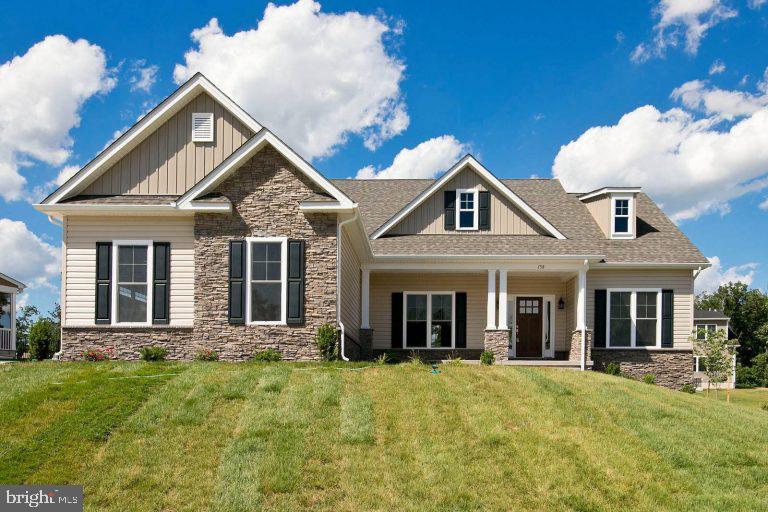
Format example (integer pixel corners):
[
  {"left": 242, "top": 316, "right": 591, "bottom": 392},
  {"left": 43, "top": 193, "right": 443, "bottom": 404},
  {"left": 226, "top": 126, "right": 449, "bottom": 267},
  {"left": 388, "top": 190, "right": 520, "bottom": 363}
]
[
  {"left": 177, "top": 130, "right": 354, "bottom": 209},
  {"left": 605, "top": 288, "right": 662, "bottom": 349},
  {"left": 403, "top": 291, "right": 456, "bottom": 349},
  {"left": 694, "top": 323, "right": 717, "bottom": 340},
  {"left": 298, "top": 202, "right": 357, "bottom": 213},
  {"left": 111, "top": 240, "right": 153, "bottom": 327},
  {"left": 610, "top": 194, "right": 635, "bottom": 239},
  {"left": 43, "top": 73, "right": 262, "bottom": 205},
  {"left": 578, "top": 187, "right": 642, "bottom": 202},
  {"left": 486, "top": 270, "right": 496, "bottom": 330},
  {"left": 507, "top": 294, "right": 556, "bottom": 358},
  {"left": 361, "top": 269, "right": 370, "bottom": 329},
  {"left": 245, "top": 236, "right": 288, "bottom": 325},
  {"left": 370, "top": 154, "right": 566, "bottom": 240},
  {"left": 595, "top": 262, "right": 712, "bottom": 269},
  {"left": 0, "top": 273, "right": 26, "bottom": 291},
  {"left": 498, "top": 270, "right": 508, "bottom": 330},
  {"left": 455, "top": 188, "right": 479, "bottom": 230}
]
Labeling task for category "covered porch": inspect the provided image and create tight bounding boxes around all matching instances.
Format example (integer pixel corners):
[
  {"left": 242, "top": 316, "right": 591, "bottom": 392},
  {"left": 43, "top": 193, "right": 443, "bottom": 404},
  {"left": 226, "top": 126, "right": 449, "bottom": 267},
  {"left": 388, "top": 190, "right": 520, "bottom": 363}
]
[
  {"left": 361, "top": 258, "right": 596, "bottom": 368},
  {"left": 0, "top": 273, "right": 26, "bottom": 359}
]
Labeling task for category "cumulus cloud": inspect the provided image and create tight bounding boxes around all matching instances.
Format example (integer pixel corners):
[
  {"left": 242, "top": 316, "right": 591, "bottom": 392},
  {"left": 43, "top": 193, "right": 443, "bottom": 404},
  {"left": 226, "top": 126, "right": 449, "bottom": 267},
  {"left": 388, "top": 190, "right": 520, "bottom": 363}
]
[
  {"left": 129, "top": 59, "right": 159, "bottom": 93},
  {"left": 709, "top": 59, "right": 726, "bottom": 75},
  {"left": 173, "top": 0, "right": 408, "bottom": 160},
  {"left": 355, "top": 135, "right": 468, "bottom": 179},
  {"left": 0, "top": 35, "right": 116, "bottom": 201},
  {"left": 695, "top": 256, "right": 757, "bottom": 293},
  {"left": 553, "top": 74, "right": 768, "bottom": 222},
  {"left": 53, "top": 165, "right": 80, "bottom": 186},
  {"left": 671, "top": 77, "right": 768, "bottom": 120},
  {"left": 0, "top": 218, "right": 60, "bottom": 291},
  {"left": 631, "top": 0, "right": 737, "bottom": 62},
  {"left": 748, "top": 0, "right": 767, "bottom": 8},
  {"left": 759, "top": 197, "right": 768, "bottom": 210}
]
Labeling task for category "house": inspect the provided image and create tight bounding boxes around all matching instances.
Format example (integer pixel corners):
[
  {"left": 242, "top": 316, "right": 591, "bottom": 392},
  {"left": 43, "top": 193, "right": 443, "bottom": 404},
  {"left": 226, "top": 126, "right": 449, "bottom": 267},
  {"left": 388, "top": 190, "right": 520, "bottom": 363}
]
[
  {"left": 0, "top": 273, "right": 26, "bottom": 359},
  {"left": 35, "top": 74, "right": 711, "bottom": 388},
  {"left": 693, "top": 309, "right": 736, "bottom": 390}
]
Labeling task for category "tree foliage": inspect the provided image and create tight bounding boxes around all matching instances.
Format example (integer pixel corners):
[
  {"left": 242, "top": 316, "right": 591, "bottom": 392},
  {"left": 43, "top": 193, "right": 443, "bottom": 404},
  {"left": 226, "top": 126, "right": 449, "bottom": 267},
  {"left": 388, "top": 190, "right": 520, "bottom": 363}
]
[
  {"left": 14, "top": 305, "right": 39, "bottom": 359},
  {"left": 28, "top": 318, "right": 58, "bottom": 361},
  {"left": 692, "top": 327, "right": 736, "bottom": 393}
]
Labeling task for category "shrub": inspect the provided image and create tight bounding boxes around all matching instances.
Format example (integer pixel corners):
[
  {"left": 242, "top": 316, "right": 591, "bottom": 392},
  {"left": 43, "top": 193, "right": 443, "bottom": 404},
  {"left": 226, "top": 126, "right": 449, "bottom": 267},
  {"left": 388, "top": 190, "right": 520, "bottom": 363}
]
[
  {"left": 374, "top": 353, "right": 389, "bottom": 365},
  {"left": 252, "top": 348, "right": 282, "bottom": 362},
  {"left": 736, "top": 364, "right": 759, "bottom": 388},
  {"left": 83, "top": 348, "right": 113, "bottom": 362},
  {"left": 680, "top": 383, "right": 696, "bottom": 394},
  {"left": 194, "top": 348, "right": 219, "bottom": 361},
  {"left": 383, "top": 350, "right": 399, "bottom": 364},
  {"left": 444, "top": 356, "right": 463, "bottom": 366},
  {"left": 480, "top": 350, "right": 495, "bottom": 365},
  {"left": 604, "top": 362, "right": 621, "bottom": 376},
  {"left": 750, "top": 352, "right": 768, "bottom": 386},
  {"left": 643, "top": 373, "right": 656, "bottom": 385},
  {"left": 15, "top": 339, "right": 29, "bottom": 360},
  {"left": 407, "top": 351, "right": 424, "bottom": 366},
  {"left": 28, "top": 318, "right": 58, "bottom": 360},
  {"left": 316, "top": 323, "right": 338, "bottom": 361},
  {"left": 139, "top": 345, "right": 168, "bottom": 362}
]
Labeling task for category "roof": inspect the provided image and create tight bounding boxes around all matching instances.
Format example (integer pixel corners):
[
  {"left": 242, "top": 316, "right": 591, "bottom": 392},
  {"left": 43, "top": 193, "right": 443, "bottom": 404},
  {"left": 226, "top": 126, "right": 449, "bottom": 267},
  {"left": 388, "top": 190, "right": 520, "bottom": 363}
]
[
  {"left": 0, "top": 273, "right": 26, "bottom": 291},
  {"left": 579, "top": 187, "right": 642, "bottom": 201},
  {"left": 694, "top": 309, "right": 730, "bottom": 320},
  {"left": 60, "top": 195, "right": 177, "bottom": 205},
  {"left": 332, "top": 178, "right": 708, "bottom": 264}
]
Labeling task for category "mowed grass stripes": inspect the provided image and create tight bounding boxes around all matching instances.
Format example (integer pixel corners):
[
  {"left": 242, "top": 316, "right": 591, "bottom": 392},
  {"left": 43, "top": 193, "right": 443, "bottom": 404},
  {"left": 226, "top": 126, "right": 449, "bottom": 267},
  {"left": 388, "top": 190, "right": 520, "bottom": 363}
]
[{"left": 0, "top": 361, "right": 766, "bottom": 511}]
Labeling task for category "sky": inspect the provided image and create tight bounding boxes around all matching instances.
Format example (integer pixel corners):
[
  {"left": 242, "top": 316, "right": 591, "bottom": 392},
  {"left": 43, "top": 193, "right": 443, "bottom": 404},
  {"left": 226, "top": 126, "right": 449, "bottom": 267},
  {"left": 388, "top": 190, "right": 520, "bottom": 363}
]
[{"left": 1, "top": 0, "right": 768, "bottom": 314}]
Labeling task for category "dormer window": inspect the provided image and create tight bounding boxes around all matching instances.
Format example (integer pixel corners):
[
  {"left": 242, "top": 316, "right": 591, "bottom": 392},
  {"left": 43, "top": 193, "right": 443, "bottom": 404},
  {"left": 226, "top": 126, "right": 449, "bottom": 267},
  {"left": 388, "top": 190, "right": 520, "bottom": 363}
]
[
  {"left": 611, "top": 195, "right": 634, "bottom": 239},
  {"left": 456, "top": 189, "right": 478, "bottom": 230}
]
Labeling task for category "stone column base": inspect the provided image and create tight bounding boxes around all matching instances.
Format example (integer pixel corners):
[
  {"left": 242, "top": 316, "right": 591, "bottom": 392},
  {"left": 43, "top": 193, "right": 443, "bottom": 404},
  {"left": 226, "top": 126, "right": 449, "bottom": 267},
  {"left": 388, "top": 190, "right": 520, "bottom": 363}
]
[
  {"left": 359, "top": 328, "right": 374, "bottom": 360},
  {"left": 484, "top": 330, "right": 510, "bottom": 363},
  {"left": 568, "top": 329, "right": 592, "bottom": 365}
]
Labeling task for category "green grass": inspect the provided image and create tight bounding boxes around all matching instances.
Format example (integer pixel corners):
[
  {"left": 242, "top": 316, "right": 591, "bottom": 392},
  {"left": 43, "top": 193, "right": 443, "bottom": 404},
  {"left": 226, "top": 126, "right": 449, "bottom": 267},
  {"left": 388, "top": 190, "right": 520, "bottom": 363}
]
[
  {"left": 699, "top": 387, "right": 768, "bottom": 410},
  {"left": 1, "top": 362, "right": 767, "bottom": 511}
]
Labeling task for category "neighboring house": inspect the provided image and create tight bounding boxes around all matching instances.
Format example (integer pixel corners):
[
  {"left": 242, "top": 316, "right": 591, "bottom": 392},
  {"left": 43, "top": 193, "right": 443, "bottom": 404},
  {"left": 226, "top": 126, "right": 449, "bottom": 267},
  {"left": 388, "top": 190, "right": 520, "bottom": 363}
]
[
  {"left": 35, "top": 74, "right": 711, "bottom": 388},
  {"left": 0, "top": 273, "right": 26, "bottom": 359},
  {"left": 693, "top": 309, "right": 736, "bottom": 390}
]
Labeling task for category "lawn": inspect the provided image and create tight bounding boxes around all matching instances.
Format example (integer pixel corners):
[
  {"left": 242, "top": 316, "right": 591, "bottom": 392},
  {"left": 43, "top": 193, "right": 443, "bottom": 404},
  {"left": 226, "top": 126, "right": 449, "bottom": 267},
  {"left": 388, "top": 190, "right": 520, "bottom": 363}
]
[
  {"left": 1, "top": 361, "right": 767, "bottom": 511},
  {"left": 699, "top": 386, "right": 768, "bottom": 410}
]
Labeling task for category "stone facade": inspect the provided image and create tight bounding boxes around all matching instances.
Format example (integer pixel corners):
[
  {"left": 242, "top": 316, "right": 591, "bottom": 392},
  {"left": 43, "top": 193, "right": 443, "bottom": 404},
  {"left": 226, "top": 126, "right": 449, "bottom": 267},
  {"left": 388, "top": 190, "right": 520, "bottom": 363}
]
[
  {"left": 484, "top": 329, "right": 509, "bottom": 363},
  {"left": 592, "top": 348, "right": 694, "bottom": 389},
  {"left": 60, "top": 327, "right": 194, "bottom": 361},
  {"left": 568, "top": 329, "right": 592, "bottom": 365}
]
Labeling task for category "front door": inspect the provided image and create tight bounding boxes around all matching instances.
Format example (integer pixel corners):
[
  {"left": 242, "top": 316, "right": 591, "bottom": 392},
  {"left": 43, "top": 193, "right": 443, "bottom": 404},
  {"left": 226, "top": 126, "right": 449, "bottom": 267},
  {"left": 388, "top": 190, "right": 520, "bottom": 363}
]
[{"left": 515, "top": 297, "right": 542, "bottom": 357}]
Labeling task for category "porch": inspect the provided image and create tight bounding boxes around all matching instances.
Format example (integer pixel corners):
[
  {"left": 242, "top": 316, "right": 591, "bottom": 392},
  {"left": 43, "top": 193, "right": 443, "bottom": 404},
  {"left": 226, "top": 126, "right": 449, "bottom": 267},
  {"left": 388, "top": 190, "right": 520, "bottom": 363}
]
[{"left": 0, "top": 290, "right": 17, "bottom": 359}]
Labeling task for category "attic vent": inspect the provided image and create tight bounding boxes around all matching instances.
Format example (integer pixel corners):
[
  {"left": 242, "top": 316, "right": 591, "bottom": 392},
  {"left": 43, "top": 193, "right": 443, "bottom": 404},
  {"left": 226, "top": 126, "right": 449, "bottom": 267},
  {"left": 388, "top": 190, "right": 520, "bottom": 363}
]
[{"left": 192, "top": 113, "right": 214, "bottom": 142}]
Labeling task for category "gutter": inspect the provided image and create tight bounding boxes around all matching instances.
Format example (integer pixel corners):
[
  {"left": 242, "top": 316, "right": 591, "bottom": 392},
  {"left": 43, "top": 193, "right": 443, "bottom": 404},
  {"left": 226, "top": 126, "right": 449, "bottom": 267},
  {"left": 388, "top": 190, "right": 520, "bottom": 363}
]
[{"left": 337, "top": 210, "right": 359, "bottom": 361}]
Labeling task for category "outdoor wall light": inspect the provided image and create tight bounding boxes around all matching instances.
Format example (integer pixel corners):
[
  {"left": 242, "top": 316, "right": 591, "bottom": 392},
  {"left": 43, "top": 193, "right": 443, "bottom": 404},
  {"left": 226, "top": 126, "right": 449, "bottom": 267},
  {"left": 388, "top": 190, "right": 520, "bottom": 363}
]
[{"left": 558, "top": 297, "right": 565, "bottom": 310}]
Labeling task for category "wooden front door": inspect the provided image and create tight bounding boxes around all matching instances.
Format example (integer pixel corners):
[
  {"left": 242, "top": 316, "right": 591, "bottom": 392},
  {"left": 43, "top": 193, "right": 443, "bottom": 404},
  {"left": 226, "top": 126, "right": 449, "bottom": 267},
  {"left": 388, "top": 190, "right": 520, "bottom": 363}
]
[{"left": 516, "top": 297, "right": 542, "bottom": 357}]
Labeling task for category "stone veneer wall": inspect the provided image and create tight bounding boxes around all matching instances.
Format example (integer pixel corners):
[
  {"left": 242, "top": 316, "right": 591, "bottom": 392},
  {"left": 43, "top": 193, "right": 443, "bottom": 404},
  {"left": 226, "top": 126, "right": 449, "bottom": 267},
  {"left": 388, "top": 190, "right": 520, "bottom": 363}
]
[
  {"left": 568, "top": 329, "right": 592, "bottom": 365},
  {"left": 61, "top": 146, "right": 338, "bottom": 361},
  {"left": 592, "top": 348, "right": 694, "bottom": 389},
  {"left": 484, "top": 329, "right": 509, "bottom": 363}
]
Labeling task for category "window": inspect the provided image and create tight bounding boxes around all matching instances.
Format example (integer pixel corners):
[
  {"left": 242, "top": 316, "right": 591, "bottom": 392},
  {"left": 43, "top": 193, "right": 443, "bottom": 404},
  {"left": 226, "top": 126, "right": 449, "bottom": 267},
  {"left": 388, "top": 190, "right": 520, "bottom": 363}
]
[
  {"left": 404, "top": 292, "right": 455, "bottom": 348},
  {"left": 695, "top": 324, "right": 717, "bottom": 340},
  {"left": 611, "top": 196, "right": 632, "bottom": 237},
  {"left": 607, "top": 289, "right": 661, "bottom": 348},
  {"left": 0, "top": 293, "right": 11, "bottom": 329},
  {"left": 192, "top": 112, "right": 214, "bottom": 142},
  {"left": 456, "top": 189, "right": 478, "bottom": 230},
  {"left": 247, "top": 237, "right": 287, "bottom": 324},
  {"left": 113, "top": 242, "right": 152, "bottom": 324}
]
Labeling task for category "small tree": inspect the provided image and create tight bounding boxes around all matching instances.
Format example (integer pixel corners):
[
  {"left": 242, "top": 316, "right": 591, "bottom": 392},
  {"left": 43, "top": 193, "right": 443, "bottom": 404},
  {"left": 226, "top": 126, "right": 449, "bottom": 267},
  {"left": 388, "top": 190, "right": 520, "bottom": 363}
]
[
  {"left": 316, "top": 323, "right": 338, "bottom": 361},
  {"left": 28, "top": 318, "right": 58, "bottom": 361},
  {"left": 46, "top": 303, "right": 61, "bottom": 355},
  {"left": 692, "top": 327, "right": 736, "bottom": 397},
  {"left": 15, "top": 305, "right": 39, "bottom": 359}
]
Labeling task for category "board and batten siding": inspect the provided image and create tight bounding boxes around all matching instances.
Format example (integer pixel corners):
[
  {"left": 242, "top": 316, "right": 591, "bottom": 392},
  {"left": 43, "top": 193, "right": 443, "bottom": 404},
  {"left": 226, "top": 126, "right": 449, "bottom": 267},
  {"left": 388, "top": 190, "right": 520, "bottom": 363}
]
[
  {"left": 390, "top": 167, "right": 547, "bottom": 235},
  {"left": 586, "top": 269, "right": 694, "bottom": 349},
  {"left": 339, "top": 227, "right": 361, "bottom": 343},
  {"left": 63, "top": 216, "right": 194, "bottom": 327},
  {"left": 82, "top": 92, "right": 253, "bottom": 196}
]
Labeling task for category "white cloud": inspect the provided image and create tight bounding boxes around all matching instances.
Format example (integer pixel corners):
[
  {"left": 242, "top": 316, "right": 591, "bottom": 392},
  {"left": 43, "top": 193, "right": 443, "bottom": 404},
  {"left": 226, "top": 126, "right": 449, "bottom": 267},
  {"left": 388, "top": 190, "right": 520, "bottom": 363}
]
[
  {"left": 708, "top": 59, "right": 726, "bottom": 74},
  {"left": 632, "top": 0, "right": 737, "bottom": 62},
  {"left": 748, "top": 0, "right": 767, "bottom": 8},
  {"left": 129, "top": 60, "right": 158, "bottom": 93},
  {"left": 695, "top": 256, "right": 757, "bottom": 293},
  {"left": 355, "top": 135, "right": 468, "bottom": 179},
  {"left": 173, "top": 0, "right": 408, "bottom": 160},
  {"left": 54, "top": 165, "right": 80, "bottom": 186},
  {"left": 0, "top": 35, "right": 116, "bottom": 201},
  {"left": 615, "top": 31, "right": 626, "bottom": 44},
  {"left": 671, "top": 79, "right": 768, "bottom": 120},
  {"left": 552, "top": 75, "right": 768, "bottom": 222},
  {"left": 759, "top": 197, "right": 768, "bottom": 210},
  {"left": 0, "top": 218, "right": 60, "bottom": 291}
]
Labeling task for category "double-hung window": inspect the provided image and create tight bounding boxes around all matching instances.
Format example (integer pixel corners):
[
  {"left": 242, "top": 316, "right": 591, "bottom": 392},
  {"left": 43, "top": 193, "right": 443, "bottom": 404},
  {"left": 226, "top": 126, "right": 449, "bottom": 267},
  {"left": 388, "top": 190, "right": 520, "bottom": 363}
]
[
  {"left": 611, "top": 196, "right": 632, "bottom": 238},
  {"left": 606, "top": 289, "right": 661, "bottom": 348},
  {"left": 456, "top": 189, "right": 478, "bottom": 230},
  {"left": 404, "top": 292, "right": 455, "bottom": 348},
  {"left": 695, "top": 324, "right": 716, "bottom": 340},
  {"left": 247, "top": 237, "right": 287, "bottom": 324},
  {"left": 113, "top": 241, "right": 152, "bottom": 324}
]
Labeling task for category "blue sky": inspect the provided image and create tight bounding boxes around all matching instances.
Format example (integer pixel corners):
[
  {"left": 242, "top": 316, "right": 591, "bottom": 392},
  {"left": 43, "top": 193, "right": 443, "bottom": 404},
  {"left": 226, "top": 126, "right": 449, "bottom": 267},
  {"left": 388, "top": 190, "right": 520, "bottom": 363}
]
[{"left": 1, "top": 0, "right": 768, "bottom": 313}]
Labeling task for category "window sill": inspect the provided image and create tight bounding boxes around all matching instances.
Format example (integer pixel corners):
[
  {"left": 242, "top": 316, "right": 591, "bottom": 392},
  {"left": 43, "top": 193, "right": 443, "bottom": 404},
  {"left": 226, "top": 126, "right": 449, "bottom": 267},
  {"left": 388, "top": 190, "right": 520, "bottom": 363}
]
[{"left": 248, "top": 321, "right": 287, "bottom": 326}]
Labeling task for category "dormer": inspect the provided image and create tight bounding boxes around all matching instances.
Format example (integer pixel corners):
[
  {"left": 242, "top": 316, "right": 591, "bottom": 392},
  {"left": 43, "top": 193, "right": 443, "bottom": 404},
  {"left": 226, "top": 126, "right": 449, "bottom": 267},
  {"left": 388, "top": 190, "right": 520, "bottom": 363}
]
[{"left": 579, "top": 187, "right": 641, "bottom": 240}]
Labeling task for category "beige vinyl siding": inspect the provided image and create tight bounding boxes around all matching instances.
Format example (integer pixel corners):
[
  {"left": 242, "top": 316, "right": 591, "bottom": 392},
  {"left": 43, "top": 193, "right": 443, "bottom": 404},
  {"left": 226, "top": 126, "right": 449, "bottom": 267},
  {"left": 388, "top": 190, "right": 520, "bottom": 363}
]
[
  {"left": 586, "top": 269, "right": 694, "bottom": 349},
  {"left": 63, "top": 216, "right": 194, "bottom": 327},
  {"left": 390, "top": 167, "right": 546, "bottom": 235},
  {"left": 83, "top": 92, "right": 253, "bottom": 196},
  {"left": 582, "top": 196, "right": 610, "bottom": 237},
  {"left": 339, "top": 227, "right": 361, "bottom": 343}
]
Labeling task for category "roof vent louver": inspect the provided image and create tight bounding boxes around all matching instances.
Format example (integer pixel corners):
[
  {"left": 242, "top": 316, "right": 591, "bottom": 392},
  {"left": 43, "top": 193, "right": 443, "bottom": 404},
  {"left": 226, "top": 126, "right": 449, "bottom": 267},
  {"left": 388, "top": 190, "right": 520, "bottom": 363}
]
[{"left": 192, "top": 112, "right": 214, "bottom": 142}]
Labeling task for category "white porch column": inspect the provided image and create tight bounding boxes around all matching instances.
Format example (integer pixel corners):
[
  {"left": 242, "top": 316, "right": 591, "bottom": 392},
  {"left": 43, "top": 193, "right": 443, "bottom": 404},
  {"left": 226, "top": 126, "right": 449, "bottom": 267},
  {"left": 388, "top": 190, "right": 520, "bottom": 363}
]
[
  {"left": 498, "top": 269, "right": 508, "bottom": 330},
  {"left": 486, "top": 269, "right": 497, "bottom": 330},
  {"left": 361, "top": 269, "right": 370, "bottom": 329},
  {"left": 576, "top": 267, "right": 586, "bottom": 330}
]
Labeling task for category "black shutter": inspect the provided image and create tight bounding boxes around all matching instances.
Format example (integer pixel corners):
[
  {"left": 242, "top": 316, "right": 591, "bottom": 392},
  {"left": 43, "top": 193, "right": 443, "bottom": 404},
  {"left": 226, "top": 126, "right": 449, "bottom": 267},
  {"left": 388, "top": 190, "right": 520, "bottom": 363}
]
[
  {"left": 444, "top": 191, "right": 456, "bottom": 231},
  {"left": 95, "top": 242, "right": 111, "bottom": 325},
  {"left": 478, "top": 191, "right": 491, "bottom": 230},
  {"left": 392, "top": 292, "right": 403, "bottom": 348},
  {"left": 286, "top": 240, "right": 305, "bottom": 325},
  {"left": 594, "top": 289, "right": 607, "bottom": 348},
  {"left": 228, "top": 240, "right": 245, "bottom": 324},
  {"left": 455, "top": 292, "right": 467, "bottom": 348},
  {"left": 152, "top": 243, "right": 171, "bottom": 324},
  {"left": 661, "top": 289, "right": 674, "bottom": 347}
]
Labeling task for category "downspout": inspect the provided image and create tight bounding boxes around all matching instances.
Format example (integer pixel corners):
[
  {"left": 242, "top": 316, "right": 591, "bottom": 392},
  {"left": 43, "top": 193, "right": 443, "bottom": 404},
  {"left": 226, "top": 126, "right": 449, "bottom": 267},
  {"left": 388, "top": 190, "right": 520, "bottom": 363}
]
[
  {"left": 337, "top": 211, "right": 359, "bottom": 361},
  {"left": 49, "top": 215, "right": 64, "bottom": 360}
]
